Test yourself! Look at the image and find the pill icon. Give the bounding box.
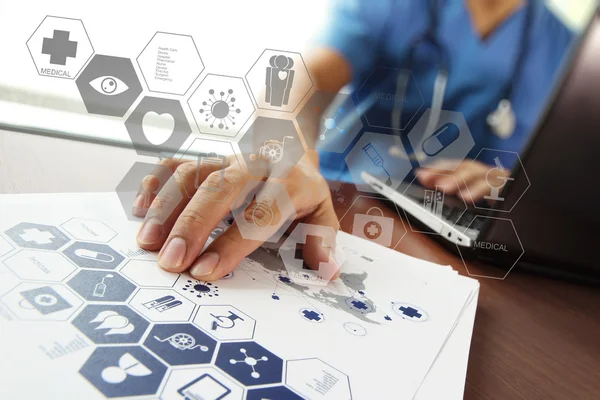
[421,122,460,156]
[74,248,115,263]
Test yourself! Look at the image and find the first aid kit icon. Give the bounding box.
[352,207,394,247]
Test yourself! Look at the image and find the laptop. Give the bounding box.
[365,9,600,278]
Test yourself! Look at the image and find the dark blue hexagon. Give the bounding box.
[63,242,125,270]
[144,323,217,366]
[67,270,136,302]
[215,341,283,386]
[4,222,71,251]
[72,304,149,344]
[247,385,303,399]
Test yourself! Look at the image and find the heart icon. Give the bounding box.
[278,70,288,80]
[142,111,175,145]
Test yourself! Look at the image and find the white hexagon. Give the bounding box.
[137,31,204,95]
[456,216,525,280]
[0,236,14,258]
[121,259,180,287]
[26,16,94,79]
[188,74,255,137]
[129,288,195,322]
[285,358,352,400]
[245,49,313,113]
[231,181,296,243]
[345,132,413,194]
[0,283,83,321]
[3,250,76,282]
[160,367,244,400]
[60,218,117,243]
[193,305,256,341]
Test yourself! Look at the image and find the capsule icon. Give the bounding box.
[74,248,115,263]
[421,122,460,156]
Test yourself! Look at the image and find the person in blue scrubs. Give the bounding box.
[309,0,573,201]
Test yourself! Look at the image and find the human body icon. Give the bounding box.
[265,55,295,107]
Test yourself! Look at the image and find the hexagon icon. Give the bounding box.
[215,341,284,387]
[247,386,303,400]
[188,74,255,137]
[246,49,313,113]
[75,55,143,117]
[115,161,177,222]
[0,235,14,258]
[72,304,150,344]
[0,283,83,321]
[402,171,469,235]
[5,222,71,251]
[355,67,423,131]
[279,223,342,286]
[407,109,475,171]
[231,180,296,243]
[345,132,413,194]
[286,358,352,399]
[466,148,530,212]
[129,288,195,322]
[457,216,524,280]
[339,196,407,249]
[137,32,204,96]
[144,324,218,366]
[160,366,244,400]
[121,259,180,287]
[125,96,192,158]
[80,346,168,398]
[63,242,125,270]
[193,305,256,341]
[176,138,245,201]
[3,250,76,282]
[26,16,94,79]
[238,117,305,179]
[60,218,117,242]
[296,91,363,153]
[67,270,136,302]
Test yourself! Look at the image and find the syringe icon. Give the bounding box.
[362,143,393,186]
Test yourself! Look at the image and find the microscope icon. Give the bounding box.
[484,157,514,202]
[210,311,245,331]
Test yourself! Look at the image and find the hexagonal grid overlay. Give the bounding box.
[402,171,468,235]
[129,288,196,323]
[61,218,117,243]
[121,259,180,288]
[188,74,255,137]
[355,67,423,131]
[467,148,530,212]
[137,31,204,96]
[26,16,94,79]
[72,304,150,344]
[345,132,413,194]
[193,305,256,341]
[67,270,136,302]
[407,109,475,171]
[75,55,143,117]
[231,180,296,243]
[80,346,168,398]
[296,90,363,153]
[215,341,283,387]
[238,116,305,180]
[3,250,76,282]
[0,282,84,321]
[286,358,352,399]
[0,236,14,258]
[160,366,244,400]
[4,222,71,251]
[143,323,217,366]
[457,216,524,280]
[246,49,313,113]
[125,96,192,158]
[63,242,125,270]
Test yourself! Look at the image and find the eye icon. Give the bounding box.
[89,76,129,96]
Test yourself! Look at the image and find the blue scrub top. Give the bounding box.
[316,0,574,181]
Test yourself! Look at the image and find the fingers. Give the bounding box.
[155,167,246,273]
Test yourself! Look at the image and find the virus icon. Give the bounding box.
[199,89,241,130]
[182,279,219,298]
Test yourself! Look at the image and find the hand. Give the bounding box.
[133,150,340,281]
[416,159,506,203]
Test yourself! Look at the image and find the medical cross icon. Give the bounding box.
[350,300,369,311]
[301,310,322,321]
[294,235,330,269]
[365,222,382,239]
[42,30,78,65]
[399,306,422,319]
[19,228,55,245]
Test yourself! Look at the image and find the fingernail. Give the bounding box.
[138,219,162,244]
[159,237,186,270]
[190,252,220,277]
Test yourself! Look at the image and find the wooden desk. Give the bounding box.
[332,190,600,400]
[2,130,599,399]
